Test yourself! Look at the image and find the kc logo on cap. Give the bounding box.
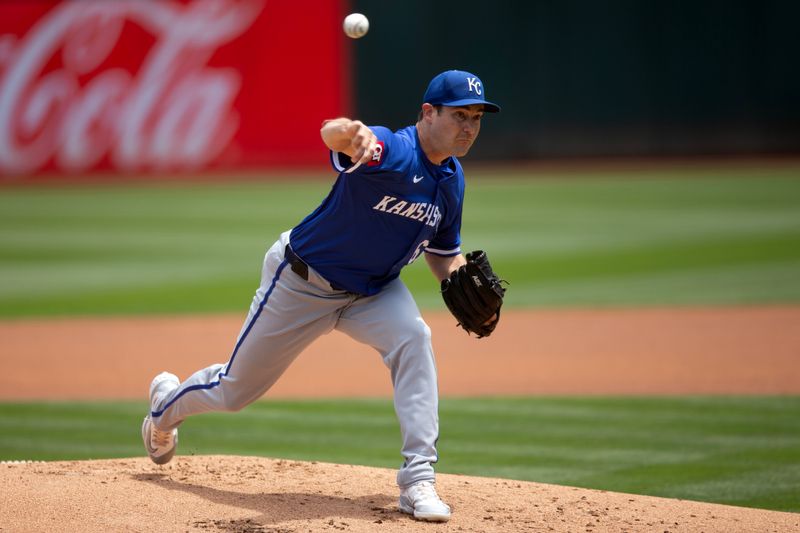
[466,77,482,95]
[422,70,500,113]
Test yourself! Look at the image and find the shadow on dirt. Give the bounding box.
[132,472,400,530]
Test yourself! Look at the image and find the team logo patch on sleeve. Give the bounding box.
[367,141,385,166]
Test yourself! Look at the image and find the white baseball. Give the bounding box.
[343,13,369,39]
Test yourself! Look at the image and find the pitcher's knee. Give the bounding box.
[411,316,432,342]
[219,387,255,412]
[396,317,431,350]
[379,317,435,370]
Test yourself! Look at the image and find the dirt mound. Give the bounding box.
[2,455,797,532]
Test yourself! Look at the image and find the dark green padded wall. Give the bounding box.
[351,0,800,159]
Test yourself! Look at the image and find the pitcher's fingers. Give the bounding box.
[358,144,377,165]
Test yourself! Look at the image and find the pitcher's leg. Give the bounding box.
[335,279,440,488]
[152,237,348,430]
[151,317,333,430]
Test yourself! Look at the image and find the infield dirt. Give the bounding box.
[2,306,799,531]
[3,455,799,532]
[2,306,799,399]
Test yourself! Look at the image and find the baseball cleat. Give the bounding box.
[399,481,451,522]
[142,415,177,465]
[142,372,180,465]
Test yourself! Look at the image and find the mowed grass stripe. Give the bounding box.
[1,169,800,316]
[506,262,800,307]
[1,397,798,512]
[0,181,331,312]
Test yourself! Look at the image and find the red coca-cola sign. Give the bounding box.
[0,0,349,178]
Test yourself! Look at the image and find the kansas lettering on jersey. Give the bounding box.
[289,124,465,296]
[372,196,442,227]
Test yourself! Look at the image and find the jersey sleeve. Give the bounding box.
[426,214,461,256]
[329,126,411,176]
[426,179,464,257]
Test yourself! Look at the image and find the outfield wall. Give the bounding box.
[352,0,800,160]
[2,1,798,181]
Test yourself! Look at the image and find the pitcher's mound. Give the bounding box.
[2,455,797,532]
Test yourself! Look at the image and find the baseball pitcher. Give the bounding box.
[142,70,505,522]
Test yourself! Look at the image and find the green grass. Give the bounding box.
[1,397,798,512]
[1,166,799,317]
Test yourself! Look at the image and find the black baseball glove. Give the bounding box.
[441,250,506,338]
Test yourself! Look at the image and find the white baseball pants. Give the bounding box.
[150,230,440,488]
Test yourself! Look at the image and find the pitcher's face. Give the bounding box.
[428,104,484,158]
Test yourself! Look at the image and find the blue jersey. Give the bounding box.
[290,125,465,296]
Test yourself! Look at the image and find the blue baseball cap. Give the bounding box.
[423,70,501,113]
